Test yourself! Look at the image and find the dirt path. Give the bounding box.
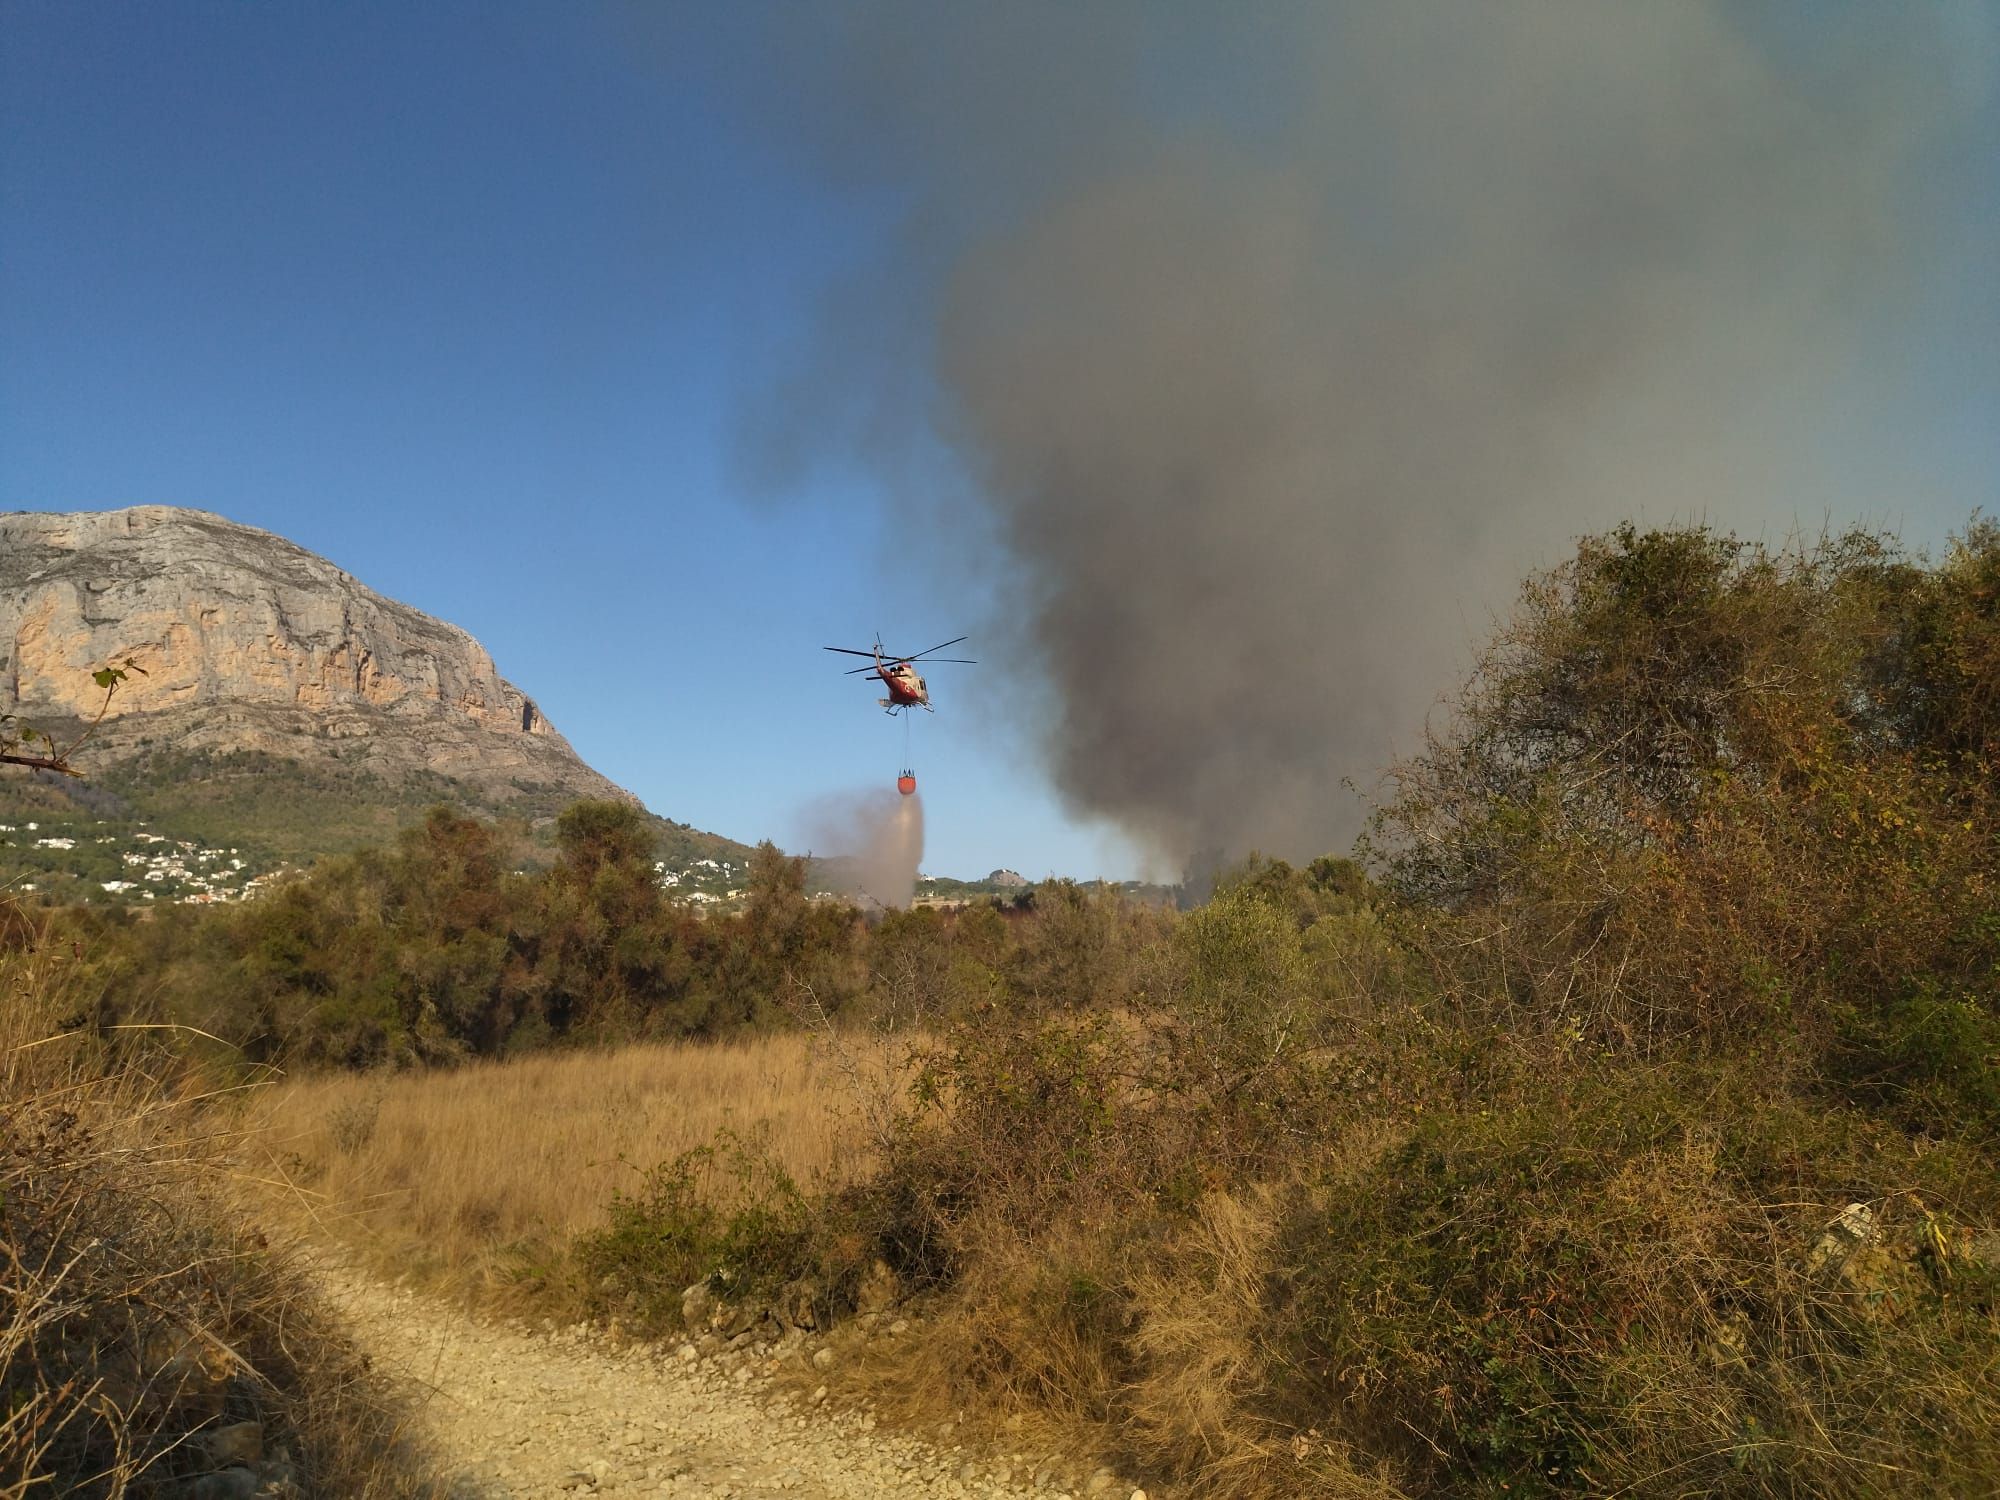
[323,1271,1140,1500]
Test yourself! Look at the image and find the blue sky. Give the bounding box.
[4,3,1996,880]
[0,1,1137,879]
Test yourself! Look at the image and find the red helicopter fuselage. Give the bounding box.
[872,658,929,710]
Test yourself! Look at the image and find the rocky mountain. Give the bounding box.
[0,506,751,891]
[1,505,621,801]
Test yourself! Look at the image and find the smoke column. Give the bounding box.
[739,2,1999,867]
[805,789,926,910]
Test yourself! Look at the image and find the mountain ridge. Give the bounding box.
[1,505,621,801]
[1,505,757,893]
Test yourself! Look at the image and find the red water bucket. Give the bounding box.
[897,771,917,796]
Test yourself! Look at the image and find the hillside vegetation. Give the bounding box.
[13,519,1998,1497]
[44,803,878,1066]
[0,742,754,905]
[34,779,1175,1069]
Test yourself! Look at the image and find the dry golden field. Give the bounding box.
[246,1032,901,1283]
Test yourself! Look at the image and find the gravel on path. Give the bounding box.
[323,1271,1144,1500]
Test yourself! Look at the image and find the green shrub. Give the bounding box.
[572,1129,822,1331]
[1272,1062,2000,1496]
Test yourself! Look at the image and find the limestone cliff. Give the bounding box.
[0,506,629,803]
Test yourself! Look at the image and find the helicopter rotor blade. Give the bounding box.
[823,646,882,658]
[844,663,888,675]
[902,635,969,661]
[911,657,976,665]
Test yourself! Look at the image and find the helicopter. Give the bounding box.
[824,634,975,716]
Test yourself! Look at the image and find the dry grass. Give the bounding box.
[1123,1190,1301,1484]
[849,1133,1411,1500]
[0,906,439,1499]
[247,1032,899,1287]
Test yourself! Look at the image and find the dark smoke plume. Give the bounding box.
[742,2,1997,867]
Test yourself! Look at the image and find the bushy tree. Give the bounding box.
[1374,521,1999,1100]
